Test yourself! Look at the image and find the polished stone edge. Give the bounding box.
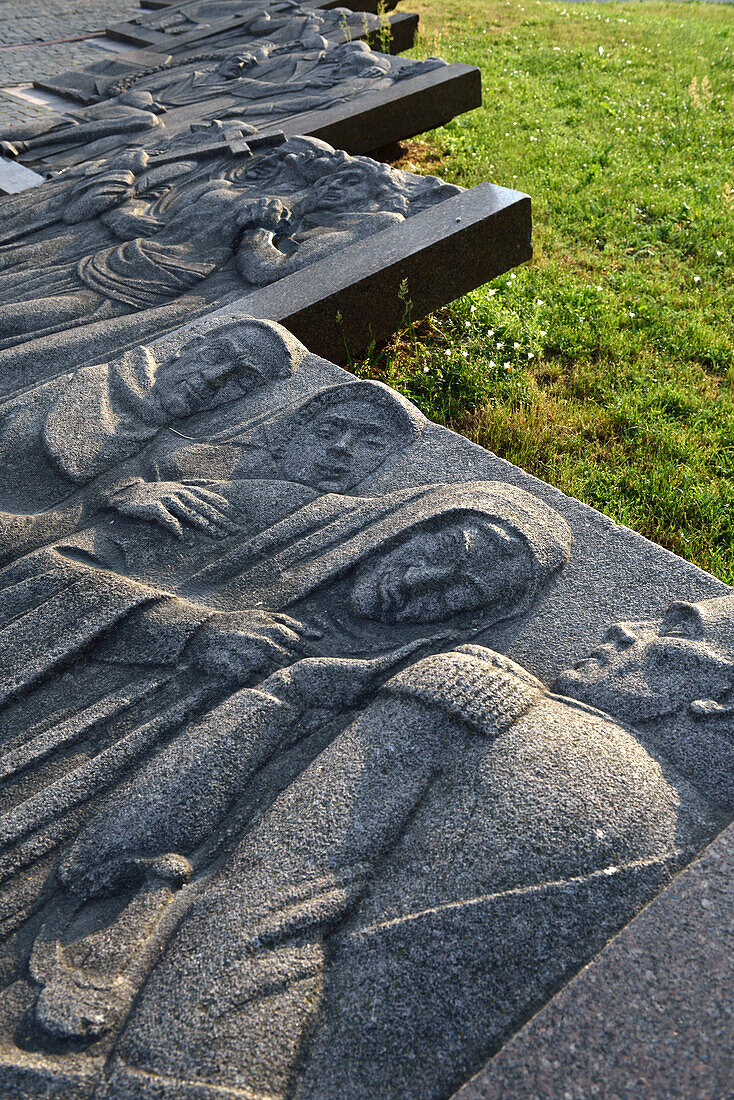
[105,9,418,55]
[452,821,734,1100]
[0,157,46,194]
[12,62,480,170]
[248,61,481,156]
[231,181,531,363]
[140,0,402,10]
[0,182,530,381]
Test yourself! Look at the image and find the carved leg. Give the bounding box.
[30,854,192,1042]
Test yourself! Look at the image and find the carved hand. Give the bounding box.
[185,611,322,681]
[236,196,292,233]
[262,639,432,710]
[105,479,241,540]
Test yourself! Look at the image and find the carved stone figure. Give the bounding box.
[117,0,364,41]
[1,45,447,173]
[8,481,570,1045]
[0,136,460,365]
[0,92,165,165]
[109,600,729,1099]
[0,314,304,524]
[152,2,385,54]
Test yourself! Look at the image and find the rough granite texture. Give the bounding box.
[0,313,731,1099]
[454,821,734,1100]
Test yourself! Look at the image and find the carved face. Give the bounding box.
[154,336,266,419]
[554,602,734,722]
[280,401,400,491]
[310,165,382,211]
[349,518,530,624]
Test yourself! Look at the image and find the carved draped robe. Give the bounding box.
[109,645,721,1100]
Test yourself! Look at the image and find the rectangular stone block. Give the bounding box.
[5,54,480,173]
[109,0,406,49]
[106,5,417,55]
[0,136,525,387]
[141,0,402,10]
[0,310,730,1100]
[36,10,418,105]
[240,181,531,364]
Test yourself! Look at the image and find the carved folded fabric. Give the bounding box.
[0,316,731,1098]
[0,136,466,368]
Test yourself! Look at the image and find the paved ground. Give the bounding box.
[0,0,139,126]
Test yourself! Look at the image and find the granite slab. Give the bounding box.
[0,136,525,382]
[0,312,731,1100]
[109,0,405,49]
[36,9,418,104]
[141,0,402,11]
[105,3,417,56]
[453,820,734,1100]
[2,49,480,173]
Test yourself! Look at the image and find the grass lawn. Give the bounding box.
[354,0,734,582]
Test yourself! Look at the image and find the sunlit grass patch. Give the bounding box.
[355,0,734,582]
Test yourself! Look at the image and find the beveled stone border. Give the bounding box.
[452,822,734,1100]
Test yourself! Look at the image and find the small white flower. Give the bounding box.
[488,288,497,296]
[513,342,520,349]
[497,342,503,349]
[596,285,603,291]
[535,298,544,305]
[598,45,604,56]
[489,360,497,368]
[629,311,635,318]
[503,362,512,371]
[693,275,701,283]
[510,272,516,280]
[487,329,495,337]
[445,348,452,357]
[461,349,469,358]
[423,366,430,373]
[539,329,547,337]
[470,304,477,313]
[465,320,471,328]
[528,352,534,359]
[716,250,723,257]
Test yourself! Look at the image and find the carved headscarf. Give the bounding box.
[187,480,571,625]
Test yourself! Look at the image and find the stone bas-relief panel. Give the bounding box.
[140,0,403,17]
[36,3,417,104]
[0,132,461,371]
[107,0,403,49]
[1,43,477,173]
[0,317,732,1100]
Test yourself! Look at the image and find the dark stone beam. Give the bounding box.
[237,183,531,364]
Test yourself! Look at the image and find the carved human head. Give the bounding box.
[308,156,412,215]
[275,380,426,492]
[554,594,734,723]
[154,318,306,419]
[349,515,532,624]
[344,482,571,626]
[280,136,347,185]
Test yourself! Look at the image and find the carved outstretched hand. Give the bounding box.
[236,196,292,233]
[105,479,240,540]
[185,610,322,681]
